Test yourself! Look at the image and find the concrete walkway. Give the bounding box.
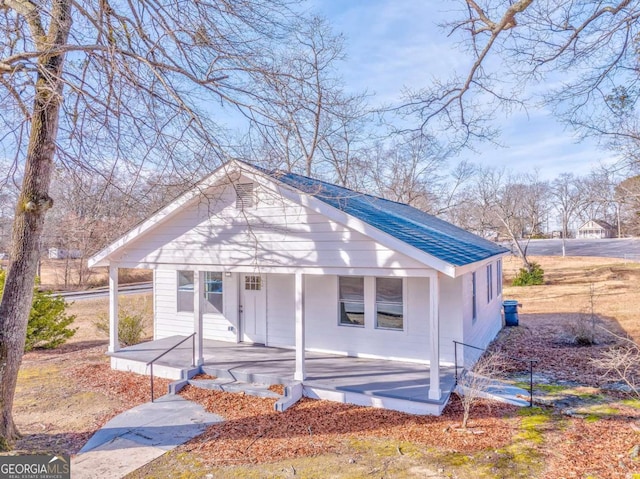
[71,394,222,479]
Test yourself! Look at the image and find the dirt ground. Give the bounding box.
[3,255,640,479]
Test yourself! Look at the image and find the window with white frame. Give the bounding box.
[472,271,477,322]
[339,276,365,326]
[375,277,403,330]
[244,275,262,291]
[497,259,502,295]
[487,264,493,303]
[204,271,223,314]
[177,271,194,312]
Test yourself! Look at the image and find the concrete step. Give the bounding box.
[455,373,531,407]
[200,365,290,385]
[188,378,282,399]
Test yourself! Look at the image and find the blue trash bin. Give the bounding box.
[503,300,520,326]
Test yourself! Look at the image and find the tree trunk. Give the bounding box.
[0,0,71,450]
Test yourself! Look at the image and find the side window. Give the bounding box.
[375,277,403,330]
[472,272,477,322]
[338,276,365,327]
[177,271,194,313]
[487,264,493,303]
[497,260,503,295]
[204,271,223,314]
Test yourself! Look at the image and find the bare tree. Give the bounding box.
[0,0,307,449]
[549,173,586,254]
[401,1,640,169]
[462,167,549,271]
[579,167,621,234]
[615,175,640,237]
[249,16,371,181]
[592,330,640,397]
[365,133,451,212]
[455,350,506,429]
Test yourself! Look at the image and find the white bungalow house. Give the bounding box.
[89,160,509,414]
[577,219,616,239]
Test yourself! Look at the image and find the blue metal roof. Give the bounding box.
[262,168,508,267]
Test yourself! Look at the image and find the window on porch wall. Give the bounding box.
[375,277,403,330]
[486,264,493,303]
[204,271,223,314]
[177,271,194,312]
[472,272,477,322]
[339,276,365,327]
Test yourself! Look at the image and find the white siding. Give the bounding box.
[266,274,295,348]
[154,269,239,342]
[439,274,463,364]
[154,269,193,338]
[118,178,426,270]
[461,261,503,362]
[304,275,431,363]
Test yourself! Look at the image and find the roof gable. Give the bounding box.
[579,219,614,230]
[263,169,507,268]
[89,160,508,274]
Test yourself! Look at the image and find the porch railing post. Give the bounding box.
[146,333,196,404]
[150,362,155,403]
[529,360,534,407]
[453,340,458,385]
[192,333,196,367]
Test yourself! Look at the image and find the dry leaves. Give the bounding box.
[71,363,172,409]
[179,386,517,466]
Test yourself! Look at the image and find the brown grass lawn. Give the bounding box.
[35,259,152,291]
[4,256,640,479]
[502,255,640,341]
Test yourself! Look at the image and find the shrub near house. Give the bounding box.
[0,270,76,351]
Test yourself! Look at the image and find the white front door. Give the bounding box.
[240,274,266,344]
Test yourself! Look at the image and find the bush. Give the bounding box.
[566,314,599,346]
[0,270,77,351]
[94,305,148,346]
[512,262,544,286]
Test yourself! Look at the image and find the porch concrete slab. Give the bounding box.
[73,394,222,477]
[111,337,456,406]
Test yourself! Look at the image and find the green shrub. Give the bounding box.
[0,270,77,351]
[94,305,148,346]
[512,262,544,286]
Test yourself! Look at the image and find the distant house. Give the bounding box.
[48,248,82,260]
[89,160,509,415]
[577,220,616,239]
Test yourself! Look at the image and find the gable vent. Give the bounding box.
[235,183,254,209]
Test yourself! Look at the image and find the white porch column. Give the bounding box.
[428,273,441,400]
[294,271,306,381]
[108,263,119,353]
[193,270,204,366]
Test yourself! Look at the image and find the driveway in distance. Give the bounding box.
[503,238,640,260]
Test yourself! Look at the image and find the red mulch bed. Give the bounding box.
[180,386,518,466]
[71,363,172,409]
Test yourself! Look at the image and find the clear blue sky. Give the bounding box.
[311,0,618,180]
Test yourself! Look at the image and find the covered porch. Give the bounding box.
[109,336,456,415]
